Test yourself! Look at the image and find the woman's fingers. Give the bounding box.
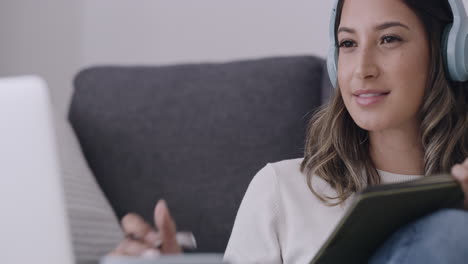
[451,161,468,210]
[109,238,154,256]
[463,157,468,168]
[121,213,154,241]
[111,200,183,256]
[143,229,162,247]
[154,200,182,254]
[108,212,163,257]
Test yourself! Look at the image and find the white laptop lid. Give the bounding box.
[0,76,74,264]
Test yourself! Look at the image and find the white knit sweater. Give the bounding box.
[223,158,423,264]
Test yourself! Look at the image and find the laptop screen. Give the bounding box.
[0,76,74,264]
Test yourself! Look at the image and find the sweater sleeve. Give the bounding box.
[223,164,283,264]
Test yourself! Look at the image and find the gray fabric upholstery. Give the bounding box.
[69,55,332,253]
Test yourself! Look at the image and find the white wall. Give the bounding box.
[0,1,334,116]
[0,0,82,115]
[3,1,468,115]
[82,0,332,66]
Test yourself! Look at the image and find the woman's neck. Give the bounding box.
[369,124,424,175]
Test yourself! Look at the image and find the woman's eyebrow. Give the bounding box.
[375,21,410,31]
[338,21,410,35]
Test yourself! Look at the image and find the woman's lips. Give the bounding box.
[354,92,390,106]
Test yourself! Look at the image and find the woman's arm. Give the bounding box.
[224,164,283,264]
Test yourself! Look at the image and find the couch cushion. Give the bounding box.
[69,55,330,253]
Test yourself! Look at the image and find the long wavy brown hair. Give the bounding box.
[300,0,468,206]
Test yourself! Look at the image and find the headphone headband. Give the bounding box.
[446,0,468,81]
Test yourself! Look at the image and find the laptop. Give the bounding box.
[0,76,75,263]
[101,254,226,264]
[0,75,226,264]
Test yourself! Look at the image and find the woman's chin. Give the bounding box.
[353,118,390,132]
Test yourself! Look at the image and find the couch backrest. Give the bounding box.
[69,55,332,253]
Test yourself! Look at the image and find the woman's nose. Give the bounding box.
[354,49,380,80]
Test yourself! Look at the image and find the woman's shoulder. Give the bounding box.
[268,157,304,176]
[244,158,304,195]
[248,157,322,196]
[253,157,337,199]
[250,158,305,186]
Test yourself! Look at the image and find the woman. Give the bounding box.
[110,0,468,262]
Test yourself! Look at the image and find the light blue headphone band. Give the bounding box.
[327,0,340,88]
[446,0,468,81]
[449,0,467,16]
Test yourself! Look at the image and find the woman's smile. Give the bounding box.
[353,91,391,106]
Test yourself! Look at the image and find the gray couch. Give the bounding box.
[69,55,332,254]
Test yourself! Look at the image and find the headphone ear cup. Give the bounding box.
[328,0,340,88]
[459,26,468,80]
[327,48,338,88]
[445,22,468,82]
[443,0,468,82]
[441,23,452,80]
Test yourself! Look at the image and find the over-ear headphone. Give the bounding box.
[327,0,468,88]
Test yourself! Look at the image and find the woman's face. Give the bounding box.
[337,0,430,132]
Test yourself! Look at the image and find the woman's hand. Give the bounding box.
[451,158,468,210]
[109,199,182,257]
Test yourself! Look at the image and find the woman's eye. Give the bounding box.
[381,35,402,44]
[338,40,356,48]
